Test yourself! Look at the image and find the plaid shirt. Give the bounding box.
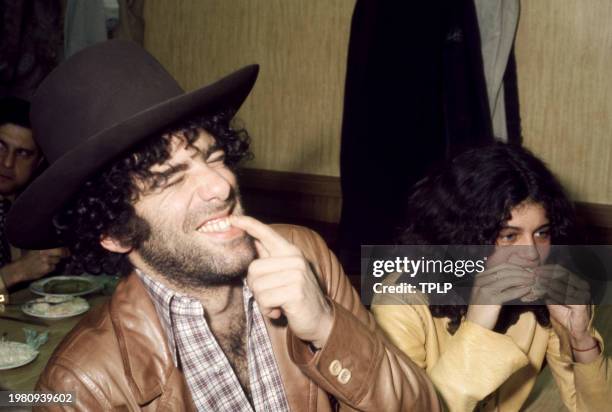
[137,271,290,412]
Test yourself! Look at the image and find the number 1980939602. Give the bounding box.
[0,391,75,406]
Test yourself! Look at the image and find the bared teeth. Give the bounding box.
[197,217,231,233]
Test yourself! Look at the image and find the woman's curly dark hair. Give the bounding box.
[398,142,577,334]
[53,110,252,276]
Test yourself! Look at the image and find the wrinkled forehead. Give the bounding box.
[0,123,38,151]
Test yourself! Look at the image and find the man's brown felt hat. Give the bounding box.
[7,40,259,249]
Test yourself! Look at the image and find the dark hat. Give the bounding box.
[7,40,259,249]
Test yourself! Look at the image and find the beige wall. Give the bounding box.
[515,0,612,205]
[144,0,611,205]
[144,0,353,176]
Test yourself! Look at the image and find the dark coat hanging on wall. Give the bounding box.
[338,0,520,270]
[0,0,62,98]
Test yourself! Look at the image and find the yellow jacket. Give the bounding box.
[372,273,610,411]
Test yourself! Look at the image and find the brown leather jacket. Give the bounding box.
[35,225,440,411]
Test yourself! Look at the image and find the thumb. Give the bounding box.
[265,308,282,319]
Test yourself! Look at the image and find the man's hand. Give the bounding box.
[0,248,69,287]
[230,216,333,349]
[466,263,534,330]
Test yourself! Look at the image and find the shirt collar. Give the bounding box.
[135,269,256,363]
[136,269,254,308]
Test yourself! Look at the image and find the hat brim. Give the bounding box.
[7,64,259,249]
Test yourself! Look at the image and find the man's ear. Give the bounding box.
[100,235,132,253]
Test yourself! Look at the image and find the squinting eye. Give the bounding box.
[208,153,226,165]
[164,176,185,188]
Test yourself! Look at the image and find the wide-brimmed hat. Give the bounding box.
[7,40,259,249]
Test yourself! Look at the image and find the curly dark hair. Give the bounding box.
[53,110,252,276]
[398,142,577,334]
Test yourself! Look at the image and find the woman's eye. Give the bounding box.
[535,229,550,239]
[498,233,516,243]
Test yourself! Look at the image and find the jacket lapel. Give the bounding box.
[263,315,315,412]
[110,271,311,411]
[109,272,195,409]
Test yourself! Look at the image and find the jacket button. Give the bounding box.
[337,368,351,384]
[329,360,342,376]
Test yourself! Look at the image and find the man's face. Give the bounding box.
[130,130,256,288]
[0,123,40,196]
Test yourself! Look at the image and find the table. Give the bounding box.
[1,286,610,406]
[0,288,110,391]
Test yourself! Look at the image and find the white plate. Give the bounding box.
[0,341,39,370]
[30,275,102,297]
[21,296,90,319]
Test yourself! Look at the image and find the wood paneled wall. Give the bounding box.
[515,0,612,205]
[144,0,353,176]
[144,0,612,205]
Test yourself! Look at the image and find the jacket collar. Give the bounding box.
[108,270,311,411]
[109,272,177,405]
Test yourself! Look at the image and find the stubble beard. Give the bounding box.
[136,201,257,289]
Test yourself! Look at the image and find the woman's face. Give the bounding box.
[487,200,552,268]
